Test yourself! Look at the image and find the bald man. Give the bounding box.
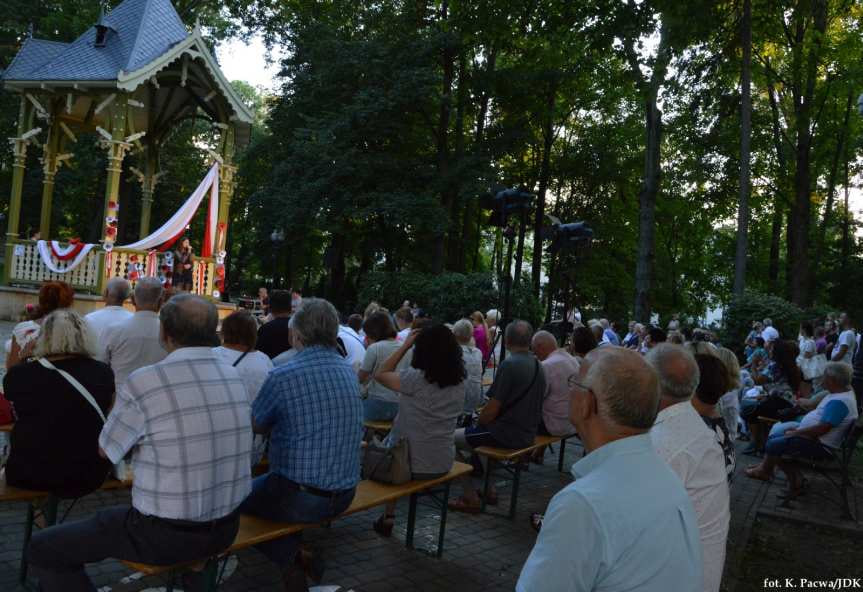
[518,348,702,592]
[101,277,167,386]
[85,277,132,344]
[646,344,729,592]
[532,330,579,438]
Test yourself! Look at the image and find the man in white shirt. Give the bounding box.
[85,278,132,343]
[338,322,366,370]
[646,344,730,592]
[532,330,579,437]
[102,277,168,386]
[832,313,856,365]
[517,347,702,592]
[761,318,779,344]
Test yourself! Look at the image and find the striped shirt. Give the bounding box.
[99,347,252,521]
[253,345,363,491]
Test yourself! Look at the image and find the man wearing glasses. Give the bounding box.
[517,348,702,592]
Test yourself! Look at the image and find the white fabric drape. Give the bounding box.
[37,240,96,273]
[117,163,219,252]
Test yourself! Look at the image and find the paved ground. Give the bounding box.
[1,316,861,591]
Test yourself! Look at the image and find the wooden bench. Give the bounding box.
[120,462,473,589]
[1,476,132,586]
[0,423,13,432]
[363,420,393,439]
[474,434,580,519]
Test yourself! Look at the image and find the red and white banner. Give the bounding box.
[117,163,219,255]
[37,240,96,273]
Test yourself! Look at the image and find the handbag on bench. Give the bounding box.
[362,436,411,485]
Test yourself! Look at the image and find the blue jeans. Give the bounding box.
[239,473,355,570]
[363,398,398,421]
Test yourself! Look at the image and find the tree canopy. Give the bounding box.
[2,0,862,323]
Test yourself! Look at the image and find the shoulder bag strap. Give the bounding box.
[497,359,540,417]
[38,358,107,424]
[233,349,251,367]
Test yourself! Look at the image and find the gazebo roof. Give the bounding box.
[1,0,253,140]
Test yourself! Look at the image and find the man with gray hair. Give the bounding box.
[449,320,546,513]
[532,330,579,437]
[101,277,167,386]
[746,361,859,497]
[453,318,483,412]
[518,347,702,591]
[646,344,729,592]
[28,295,252,592]
[85,277,132,343]
[241,298,363,589]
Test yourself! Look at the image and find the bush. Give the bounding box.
[722,290,803,354]
[356,270,543,327]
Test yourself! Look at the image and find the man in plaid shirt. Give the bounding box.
[28,295,252,592]
[242,297,363,590]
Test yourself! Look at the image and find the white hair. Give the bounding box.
[452,319,473,344]
[33,310,97,358]
[486,309,500,324]
[824,361,852,388]
[645,343,700,401]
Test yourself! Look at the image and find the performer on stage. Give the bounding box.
[174,238,195,292]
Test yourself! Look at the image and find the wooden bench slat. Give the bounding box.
[474,434,569,461]
[123,462,473,575]
[362,420,393,432]
[0,423,13,433]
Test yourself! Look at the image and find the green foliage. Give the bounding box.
[722,291,803,353]
[356,270,542,327]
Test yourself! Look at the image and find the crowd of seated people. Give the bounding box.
[5,280,863,592]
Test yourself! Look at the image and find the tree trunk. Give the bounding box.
[768,204,783,293]
[814,90,853,273]
[633,97,662,323]
[514,209,528,286]
[530,79,558,296]
[431,0,454,274]
[732,0,752,297]
[841,154,850,270]
[787,0,827,307]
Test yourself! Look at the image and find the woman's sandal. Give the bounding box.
[530,513,544,533]
[447,496,482,514]
[744,466,771,482]
[373,514,395,538]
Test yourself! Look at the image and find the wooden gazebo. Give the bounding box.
[1,0,252,297]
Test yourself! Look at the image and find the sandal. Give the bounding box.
[530,513,543,533]
[373,514,395,538]
[744,466,771,482]
[447,496,482,514]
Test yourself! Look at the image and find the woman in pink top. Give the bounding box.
[471,311,490,363]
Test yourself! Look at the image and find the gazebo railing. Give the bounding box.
[4,239,215,297]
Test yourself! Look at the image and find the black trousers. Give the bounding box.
[27,505,239,592]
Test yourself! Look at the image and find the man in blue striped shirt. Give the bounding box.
[242,297,363,590]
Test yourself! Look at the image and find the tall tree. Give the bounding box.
[733,0,752,296]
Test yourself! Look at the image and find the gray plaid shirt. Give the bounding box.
[100,347,252,521]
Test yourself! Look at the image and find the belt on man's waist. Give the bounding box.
[283,478,352,498]
[150,508,240,532]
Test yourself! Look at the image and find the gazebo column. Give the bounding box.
[138,141,159,239]
[39,110,61,239]
[6,96,34,240]
[216,125,237,253]
[100,95,130,245]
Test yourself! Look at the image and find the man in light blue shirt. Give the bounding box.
[517,347,702,592]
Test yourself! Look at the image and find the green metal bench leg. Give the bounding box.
[509,463,522,520]
[406,492,418,550]
[436,482,451,558]
[203,558,219,592]
[19,495,59,587]
[558,439,566,472]
[481,458,494,513]
[18,502,35,586]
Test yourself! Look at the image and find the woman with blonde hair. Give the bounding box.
[6,280,75,368]
[715,347,743,440]
[3,310,113,497]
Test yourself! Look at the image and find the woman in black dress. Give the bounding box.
[173,238,195,292]
[3,310,113,498]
